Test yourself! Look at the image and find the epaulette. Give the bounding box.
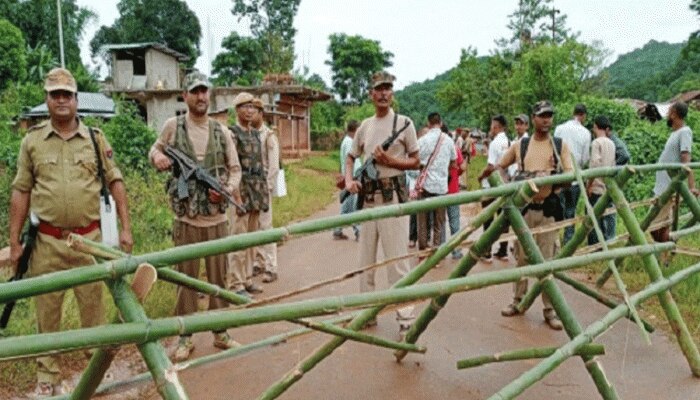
[26,120,49,134]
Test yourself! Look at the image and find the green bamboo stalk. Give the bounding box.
[677,181,700,227]
[489,261,700,400]
[570,155,649,345]
[256,194,509,400]
[1,165,696,306]
[456,344,605,369]
[606,178,700,377]
[50,314,357,400]
[517,167,635,313]
[670,224,700,241]
[394,179,535,363]
[70,265,157,399]
[0,244,668,363]
[499,177,618,399]
[553,272,654,332]
[595,174,684,287]
[106,278,188,399]
[71,236,423,355]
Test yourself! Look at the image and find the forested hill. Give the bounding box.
[603,40,684,100]
[395,69,474,130]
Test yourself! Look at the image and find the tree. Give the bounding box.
[0,0,95,67]
[232,0,301,73]
[90,0,201,67]
[325,33,393,104]
[25,43,58,84]
[212,32,264,86]
[496,0,574,51]
[0,19,27,90]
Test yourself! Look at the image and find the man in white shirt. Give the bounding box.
[334,120,362,240]
[554,103,591,245]
[416,113,457,251]
[477,115,510,261]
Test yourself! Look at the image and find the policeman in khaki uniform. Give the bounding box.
[250,97,280,283]
[9,68,133,396]
[227,92,269,296]
[150,71,242,362]
[345,71,420,338]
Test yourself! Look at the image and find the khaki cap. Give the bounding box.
[251,98,265,110]
[233,92,255,107]
[44,68,77,93]
[532,100,554,116]
[183,71,211,91]
[371,71,395,89]
[514,114,529,124]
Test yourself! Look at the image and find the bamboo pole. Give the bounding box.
[516,167,635,314]
[255,194,509,400]
[671,224,700,241]
[606,178,700,377]
[70,264,158,399]
[498,176,619,399]
[1,165,696,306]
[106,278,188,399]
[677,180,700,228]
[394,180,536,363]
[594,174,684,287]
[570,154,649,344]
[0,245,668,364]
[489,261,700,400]
[456,344,605,369]
[50,314,358,400]
[552,272,654,332]
[69,236,425,355]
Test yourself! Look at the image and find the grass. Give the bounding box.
[0,152,339,395]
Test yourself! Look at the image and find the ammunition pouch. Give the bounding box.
[358,175,408,209]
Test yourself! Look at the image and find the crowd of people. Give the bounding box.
[6,66,696,396]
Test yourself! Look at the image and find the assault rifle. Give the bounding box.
[164,146,246,213]
[0,213,39,329]
[339,114,411,204]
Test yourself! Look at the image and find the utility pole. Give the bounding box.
[550,7,560,42]
[57,0,65,68]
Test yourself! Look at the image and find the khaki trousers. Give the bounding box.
[228,210,261,291]
[173,220,229,316]
[513,209,556,311]
[359,194,414,323]
[417,191,445,250]
[254,192,277,274]
[31,229,104,385]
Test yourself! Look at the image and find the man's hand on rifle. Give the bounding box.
[153,152,172,171]
[345,179,362,194]
[9,241,22,275]
[373,146,393,166]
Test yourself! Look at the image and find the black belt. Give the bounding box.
[523,202,544,213]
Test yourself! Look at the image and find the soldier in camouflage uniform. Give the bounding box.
[150,72,243,361]
[227,92,268,296]
[9,68,133,396]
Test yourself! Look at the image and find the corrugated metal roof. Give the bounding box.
[23,92,116,118]
[101,42,189,61]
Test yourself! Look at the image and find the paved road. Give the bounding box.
[165,200,699,400]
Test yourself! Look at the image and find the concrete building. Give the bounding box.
[19,92,116,130]
[103,43,331,157]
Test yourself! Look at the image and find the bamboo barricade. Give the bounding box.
[2,162,700,400]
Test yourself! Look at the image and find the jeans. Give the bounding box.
[444,204,463,257]
[560,185,581,245]
[587,193,615,245]
[334,193,359,236]
[417,191,445,250]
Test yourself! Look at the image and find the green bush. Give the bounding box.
[554,95,637,131]
[85,100,157,175]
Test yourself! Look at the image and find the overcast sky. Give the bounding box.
[76,0,699,90]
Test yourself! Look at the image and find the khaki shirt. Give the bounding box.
[500,135,573,202]
[259,124,280,192]
[350,110,418,179]
[149,114,242,227]
[589,136,616,195]
[12,120,123,228]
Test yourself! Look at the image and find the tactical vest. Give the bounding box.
[231,124,269,212]
[167,115,229,218]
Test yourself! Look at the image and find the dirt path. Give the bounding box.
[157,200,698,400]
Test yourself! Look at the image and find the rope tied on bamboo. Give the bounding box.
[143,319,154,342]
[430,298,443,312]
[176,316,186,336]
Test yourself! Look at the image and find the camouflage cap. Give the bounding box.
[44,68,77,93]
[233,92,255,107]
[184,71,211,91]
[371,71,395,89]
[514,113,529,124]
[532,100,554,116]
[251,98,265,110]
